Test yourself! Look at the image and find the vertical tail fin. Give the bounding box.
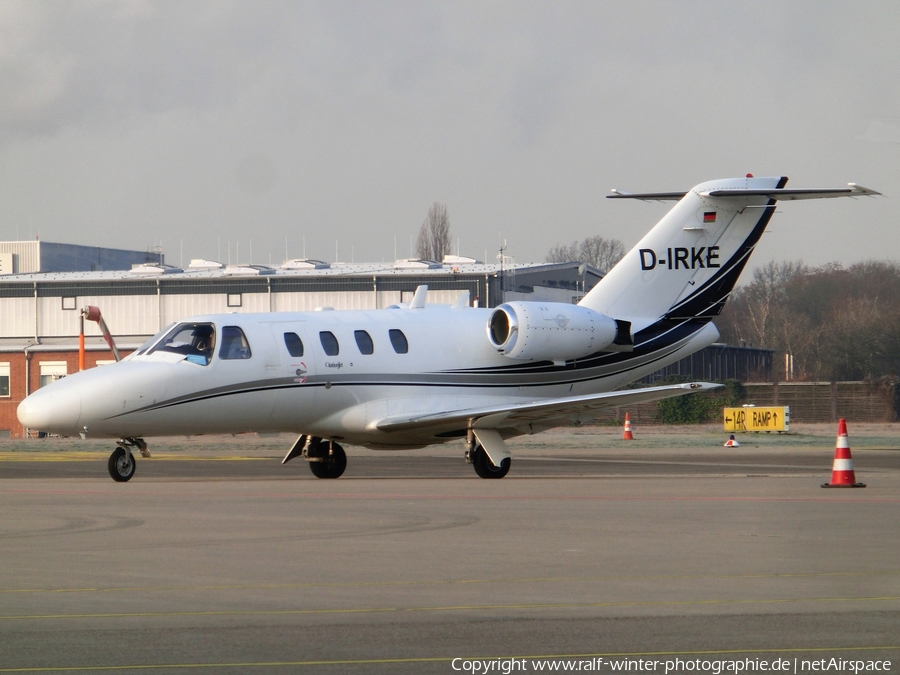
[579,176,787,328]
[581,176,878,327]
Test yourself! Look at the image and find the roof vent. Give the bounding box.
[442,255,480,264]
[223,264,276,276]
[280,259,331,270]
[188,259,224,270]
[129,263,182,276]
[393,258,442,270]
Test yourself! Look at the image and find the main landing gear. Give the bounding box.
[465,429,512,479]
[468,445,511,478]
[107,438,149,482]
[282,435,347,479]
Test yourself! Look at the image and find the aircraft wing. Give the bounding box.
[375,382,723,433]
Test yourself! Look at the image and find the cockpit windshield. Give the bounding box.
[147,322,216,365]
[129,323,176,359]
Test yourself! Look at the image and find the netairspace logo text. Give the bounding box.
[450,657,893,674]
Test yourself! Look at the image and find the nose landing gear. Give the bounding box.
[107,438,148,482]
[108,447,135,482]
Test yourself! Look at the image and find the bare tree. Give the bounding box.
[820,297,887,380]
[727,260,808,348]
[416,202,451,261]
[545,236,625,272]
[545,241,579,263]
[578,236,625,273]
[717,259,900,381]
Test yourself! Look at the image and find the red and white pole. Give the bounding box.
[78,311,85,372]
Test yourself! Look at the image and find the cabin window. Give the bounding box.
[354,330,374,355]
[319,331,340,356]
[389,329,408,354]
[220,326,252,360]
[284,332,304,357]
[149,322,216,365]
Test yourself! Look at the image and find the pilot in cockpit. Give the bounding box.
[189,325,215,365]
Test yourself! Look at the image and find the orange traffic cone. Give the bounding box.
[821,418,866,488]
[622,412,634,440]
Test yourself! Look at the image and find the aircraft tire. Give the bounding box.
[108,447,136,482]
[308,441,347,479]
[472,446,510,479]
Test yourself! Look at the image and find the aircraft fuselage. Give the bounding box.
[17,305,715,447]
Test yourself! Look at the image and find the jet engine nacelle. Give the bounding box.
[487,301,626,361]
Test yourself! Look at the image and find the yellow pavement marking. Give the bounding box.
[0,453,269,462]
[2,570,897,595]
[0,645,898,672]
[0,452,109,461]
[3,595,900,621]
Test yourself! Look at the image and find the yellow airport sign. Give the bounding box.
[724,406,790,432]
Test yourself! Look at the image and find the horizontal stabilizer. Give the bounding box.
[608,189,687,201]
[703,184,881,200]
[375,382,722,433]
[608,183,880,202]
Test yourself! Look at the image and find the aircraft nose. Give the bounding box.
[17,385,82,435]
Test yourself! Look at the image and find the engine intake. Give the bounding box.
[487,302,624,361]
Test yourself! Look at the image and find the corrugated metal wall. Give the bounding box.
[0,242,40,274]
[639,344,775,384]
[1,298,35,337]
[273,291,378,312]
[37,295,159,337]
[161,293,268,323]
[1,288,474,339]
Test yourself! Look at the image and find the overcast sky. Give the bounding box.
[1,1,897,279]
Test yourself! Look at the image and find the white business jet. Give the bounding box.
[17,176,878,481]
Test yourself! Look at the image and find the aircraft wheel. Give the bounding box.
[472,446,510,479]
[108,447,136,482]
[308,440,347,479]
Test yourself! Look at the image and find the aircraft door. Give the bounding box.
[267,323,312,380]
[269,323,317,427]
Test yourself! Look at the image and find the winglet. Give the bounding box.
[848,183,882,197]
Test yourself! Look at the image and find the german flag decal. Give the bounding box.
[703,212,717,223]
